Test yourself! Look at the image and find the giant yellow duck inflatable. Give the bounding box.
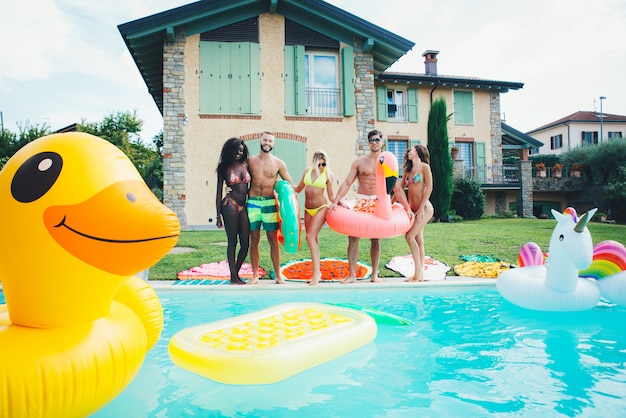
[0,132,180,417]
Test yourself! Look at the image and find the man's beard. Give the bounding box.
[261,144,273,153]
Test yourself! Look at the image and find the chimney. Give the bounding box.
[423,50,439,76]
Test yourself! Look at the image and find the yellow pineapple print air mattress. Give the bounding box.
[168,302,377,384]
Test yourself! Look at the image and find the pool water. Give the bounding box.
[3,288,626,416]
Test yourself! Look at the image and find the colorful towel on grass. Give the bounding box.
[177,261,266,281]
[384,255,450,281]
[273,258,372,283]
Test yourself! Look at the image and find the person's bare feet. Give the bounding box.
[370,276,381,282]
[230,277,247,285]
[404,276,425,282]
[274,275,285,284]
[341,276,357,284]
[247,277,259,285]
[309,274,321,286]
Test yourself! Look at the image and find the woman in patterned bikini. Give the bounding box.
[400,144,434,282]
[294,150,335,285]
[216,137,251,284]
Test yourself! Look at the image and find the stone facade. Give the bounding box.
[162,28,187,226]
[353,38,375,154]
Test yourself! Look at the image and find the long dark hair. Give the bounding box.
[403,144,431,173]
[217,137,248,176]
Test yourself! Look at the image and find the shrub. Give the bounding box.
[451,177,485,220]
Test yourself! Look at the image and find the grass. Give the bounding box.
[148,218,626,280]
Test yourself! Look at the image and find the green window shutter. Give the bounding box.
[409,139,421,148]
[284,46,296,115]
[376,86,388,121]
[294,45,306,115]
[284,45,305,115]
[341,46,355,116]
[199,42,222,113]
[476,142,487,181]
[454,91,474,124]
[219,43,232,114]
[249,43,261,114]
[407,88,418,122]
[231,43,245,113]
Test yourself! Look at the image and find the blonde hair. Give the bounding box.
[312,150,332,177]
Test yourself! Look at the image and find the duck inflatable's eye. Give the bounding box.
[11,152,63,203]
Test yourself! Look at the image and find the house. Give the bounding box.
[528,111,626,155]
[118,0,532,229]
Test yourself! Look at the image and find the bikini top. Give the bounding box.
[404,171,422,186]
[228,169,251,185]
[303,167,327,189]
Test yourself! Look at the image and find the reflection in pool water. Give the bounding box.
[3,288,626,416]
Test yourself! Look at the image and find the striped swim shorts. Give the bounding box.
[246,195,279,231]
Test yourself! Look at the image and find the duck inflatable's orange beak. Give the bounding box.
[44,179,180,276]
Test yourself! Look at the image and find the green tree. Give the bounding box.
[0,112,163,200]
[0,122,50,170]
[78,111,162,198]
[451,177,485,220]
[427,97,453,220]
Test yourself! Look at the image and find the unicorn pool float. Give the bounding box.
[497,207,601,311]
[0,132,180,417]
[326,151,411,238]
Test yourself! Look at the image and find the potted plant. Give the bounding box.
[535,162,546,177]
[571,163,583,177]
[450,146,460,160]
[552,163,564,178]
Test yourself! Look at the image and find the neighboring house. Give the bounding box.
[118,0,533,229]
[527,111,626,155]
[524,111,626,218]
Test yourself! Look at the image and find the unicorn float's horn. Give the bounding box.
[574,208,598,233]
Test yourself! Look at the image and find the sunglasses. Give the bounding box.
[368,138,382,143]
[318,162,327,167]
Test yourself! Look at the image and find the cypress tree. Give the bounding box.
[427,97,453,220]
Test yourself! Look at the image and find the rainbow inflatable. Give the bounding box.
[579,240,626,306]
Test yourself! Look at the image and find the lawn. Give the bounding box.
[148,218,626,280]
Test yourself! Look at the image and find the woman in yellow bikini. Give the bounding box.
[294,151,335,285]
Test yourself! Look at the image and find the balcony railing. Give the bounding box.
[306,87,341,116]
[463,164,520,184]
[387,103,408,122]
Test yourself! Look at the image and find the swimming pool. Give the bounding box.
[3,287,626,416]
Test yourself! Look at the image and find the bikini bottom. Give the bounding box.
[304,203,328,217]
[222,195,245,212]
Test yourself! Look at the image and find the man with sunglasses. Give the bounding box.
[329,130,408,283]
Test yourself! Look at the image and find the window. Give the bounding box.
[387,140,408,178]
[608,131,623,140]
[550,134,563,150]
[453,90,474,125]
[376,87,418,122]
[386,90,406,122]
[458,142,474,166]
[582,131,598,146]
[198,19,261,115]
[284,46,354,117]
[304,52,339,116]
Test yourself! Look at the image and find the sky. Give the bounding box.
[2,0,625,144]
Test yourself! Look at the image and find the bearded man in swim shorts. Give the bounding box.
[328,130,412,283]
[247,132,295,284]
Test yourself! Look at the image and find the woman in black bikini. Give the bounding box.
[216,137,251,284]
[401,144,434,282]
